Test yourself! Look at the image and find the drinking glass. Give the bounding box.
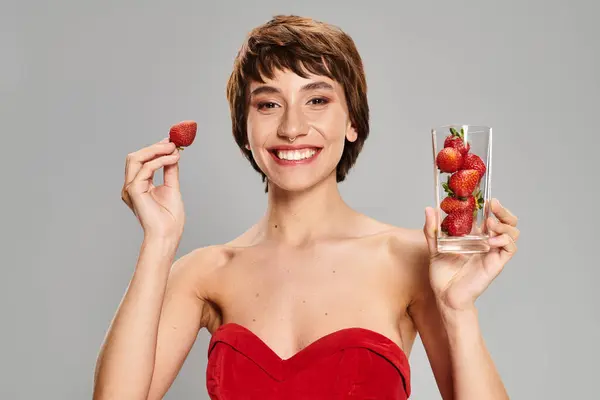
[431,125,492,253]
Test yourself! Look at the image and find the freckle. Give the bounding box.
[252,318,256,322]
[256,293,260,297]
[333,270,336,273]
[302,300,306,303]
[274,224,278,228]
[325,312,328,316]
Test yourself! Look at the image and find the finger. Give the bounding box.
[163,148,180,191]
[423,207,439,256]
[488,233,518,255]
[487,217,520,242]
[133,153,180,184]
[125,141,176,184]
[491,198,518,227]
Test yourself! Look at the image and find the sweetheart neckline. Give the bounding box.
[207,322,412,395]
[210,322,408,362]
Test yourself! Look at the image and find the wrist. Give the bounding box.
[438,304,483,348]
[437,301,480,329]
[141,234,180,258]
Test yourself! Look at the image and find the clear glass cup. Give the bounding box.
[431,124,492,253]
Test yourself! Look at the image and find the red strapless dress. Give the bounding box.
[206,323,411,399]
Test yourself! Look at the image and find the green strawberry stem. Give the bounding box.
[441,182,453,196]
[475,189,484,209]
[449,127,464,140]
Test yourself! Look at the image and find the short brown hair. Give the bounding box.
[226,15,370,190]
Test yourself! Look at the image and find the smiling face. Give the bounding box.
[246,69,358,192]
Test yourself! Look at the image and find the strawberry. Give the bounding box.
[436,147,464,173]
[462,153,486,180]
[448,170,480,198]
[169,120,197,150]
[444,127,470,155]
[441,215,449,232]
[440,190,484,215]
[441,195,475,214]
[441,210,474,236]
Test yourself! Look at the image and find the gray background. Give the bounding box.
[2,0,598,398]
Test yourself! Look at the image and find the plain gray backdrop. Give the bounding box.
[2,0,599,398]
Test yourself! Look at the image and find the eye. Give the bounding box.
[308,97,329,106]
[257,102,279,110]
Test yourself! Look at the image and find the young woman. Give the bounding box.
[94,15,520,400]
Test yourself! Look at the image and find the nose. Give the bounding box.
[277,105,309,141]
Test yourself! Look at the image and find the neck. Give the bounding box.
[257,173,355,246]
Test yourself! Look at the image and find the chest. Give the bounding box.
[206,241,414,357]
[225,243,397,308]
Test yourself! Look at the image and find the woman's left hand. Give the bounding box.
[423,198,520,312]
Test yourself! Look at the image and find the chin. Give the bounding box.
[267,176,320,193]
[266,169,337,193]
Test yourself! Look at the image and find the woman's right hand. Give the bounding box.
[121,137,185,240]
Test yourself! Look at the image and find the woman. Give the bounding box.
[93,15,520,399]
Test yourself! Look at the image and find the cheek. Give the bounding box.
[320,118,350,148]
[247,113,277,146]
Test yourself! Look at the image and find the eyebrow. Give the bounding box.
[250,81,334,97]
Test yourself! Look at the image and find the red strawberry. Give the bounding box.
[448,170,480,198]
[169,120,197,150]
[436,147,464,173]
[444,127,470,155]
[441,216,450,232]
[441,195,475,214]
[462,153,486,180]
[440,190,484,215]
[441,210,474,236]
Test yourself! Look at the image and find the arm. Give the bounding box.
[411,202,518,399]
[409,282,509,400]
[93,238,216,400]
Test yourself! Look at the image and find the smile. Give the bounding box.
[276,148,317,160]
[268,146,322,165]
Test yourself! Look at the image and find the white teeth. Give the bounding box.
[276,149,317,161]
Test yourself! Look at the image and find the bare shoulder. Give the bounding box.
[354,216,431,298]
[386,225,430,271]
[167,244,235,298]
[356,215,430,267]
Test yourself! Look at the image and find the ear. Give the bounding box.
[245,143,251,150]
[346,123,358,143]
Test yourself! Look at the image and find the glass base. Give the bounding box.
[437,235,490,254]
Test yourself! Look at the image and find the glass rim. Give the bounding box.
[432,124,492,133]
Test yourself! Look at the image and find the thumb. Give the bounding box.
[423,207,439,255]
[163,150,180,191]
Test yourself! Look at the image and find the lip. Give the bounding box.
[266,144,323,151]
[268,146,322,166]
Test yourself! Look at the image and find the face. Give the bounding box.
[245,68,358,192]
